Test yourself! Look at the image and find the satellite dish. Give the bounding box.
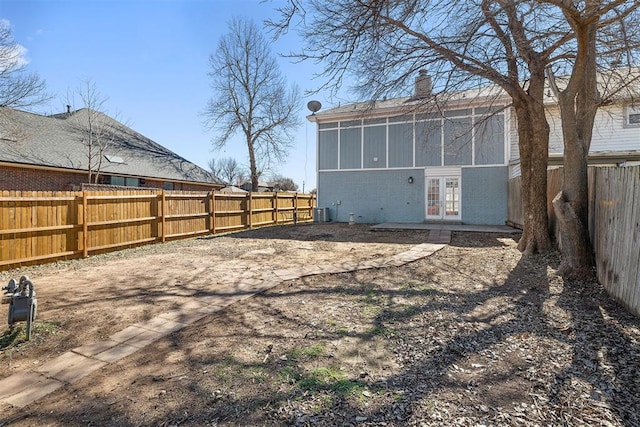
[307,100,322,114]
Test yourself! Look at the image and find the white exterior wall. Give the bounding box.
[509,107,519,162]
[510,103,640,164]
[548,104,640,154]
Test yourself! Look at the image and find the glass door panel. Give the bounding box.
[425,176,461,220]
[426,178,441,218]
[445,178,460,217]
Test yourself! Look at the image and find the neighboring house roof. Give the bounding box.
[239,181,272,190]
[0,107,219,185]
[219,185,248,193]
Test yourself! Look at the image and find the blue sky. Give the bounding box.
[0,0,349,191]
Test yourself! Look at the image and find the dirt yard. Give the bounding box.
[0,223,639,426]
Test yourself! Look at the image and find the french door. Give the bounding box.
[425,176,461,221]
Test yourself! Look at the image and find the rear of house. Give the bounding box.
[309,79,511,225]
[309,75,640,226]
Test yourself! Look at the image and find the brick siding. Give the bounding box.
[0,165,87,191]
[0,165,218,192]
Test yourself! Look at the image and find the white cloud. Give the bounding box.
[10,44,29,68]
[0,19,31,71]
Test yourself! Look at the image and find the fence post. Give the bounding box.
[82,191,88,258]
[161,190,166,242]
[210,191,216,234]
[294,192,298,225]
[274,192,279,225]
[247,192,253,229]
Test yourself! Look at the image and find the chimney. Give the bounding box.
[415,69,432,98]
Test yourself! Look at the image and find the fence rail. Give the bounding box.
[0,189,315,270]
[508,166,640,317]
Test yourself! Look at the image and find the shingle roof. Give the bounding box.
[309,68,640,121]
[0,107,218,184]
[309,84,509,121]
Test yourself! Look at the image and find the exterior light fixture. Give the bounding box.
[408,176,414,184]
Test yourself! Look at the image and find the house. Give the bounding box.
[219,185,248,193]
[307,72,640,225]
[239,180,274,192]
[0,107,222,192]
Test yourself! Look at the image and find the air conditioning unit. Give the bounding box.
[313,207,330,222]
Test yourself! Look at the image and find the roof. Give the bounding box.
[308,68,640,123]
[0,107,218,185]
[308,84,509,122]
[219,185,248,193]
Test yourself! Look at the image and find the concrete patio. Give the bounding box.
[371,222,520,234]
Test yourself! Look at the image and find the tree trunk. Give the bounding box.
[247,137,259,192]
[552,190,593,278]
[514,82,552,255]
[553,96,594,277]
[551,11,597,278]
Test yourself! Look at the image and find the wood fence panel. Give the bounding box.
[84,190,159,254]
[0,190,81,268]
[546,168,562,239]
[163,192,209,239]
[277,193,296,224]
[0,189,316,270]
[213,193,247,232]
[251,193,275,226]
[507,177,523,228]
[587,168,597,245]
[297,194,315,222]
[593,167,640,316]
[0,191,6,262]
[593,168,615,296]
[507,169,562,231]
[509,166,640,317]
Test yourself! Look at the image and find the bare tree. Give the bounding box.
[208,158,224,183]
[0,20,49,109]
[271,0,556,254]
[67,80,119,183]
[208,157,243,185]
[270,0,640,263]
[269,174,298,192]
[544,1,640,277]
[204,17,301,192]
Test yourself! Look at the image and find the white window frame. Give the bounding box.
[625,105,640,127]
[424,168,462,221]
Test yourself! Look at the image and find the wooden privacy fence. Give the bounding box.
[508,166,640,317]
[507,168,564,232]
[0,189,315,270]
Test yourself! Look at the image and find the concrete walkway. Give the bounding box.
[0,231,451,409]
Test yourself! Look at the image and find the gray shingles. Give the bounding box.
[0,107,217,184]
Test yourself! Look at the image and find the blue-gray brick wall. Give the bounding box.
[461,166,508,225]
[318,166,508,225]
[318,170,425,223]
